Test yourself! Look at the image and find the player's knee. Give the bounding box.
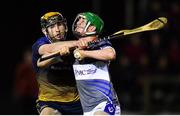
[40,107,61,115]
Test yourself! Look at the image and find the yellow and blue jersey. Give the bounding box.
[32,36,79,102]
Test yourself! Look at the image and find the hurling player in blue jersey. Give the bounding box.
[32,12,82,115]
[72,12,121,115]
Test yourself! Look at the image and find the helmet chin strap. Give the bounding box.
[46,35,53,43]
[46,34,60,43]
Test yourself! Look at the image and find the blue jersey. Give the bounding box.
[73,40,120,113]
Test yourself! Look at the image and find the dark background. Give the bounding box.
[1,0,180,114]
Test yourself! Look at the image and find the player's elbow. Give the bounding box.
[37,59,49,68]
[105,48,116,60]
[108,52,116,60]
[37,62,46,68]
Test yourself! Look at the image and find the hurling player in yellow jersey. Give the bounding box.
[32,11,82,115]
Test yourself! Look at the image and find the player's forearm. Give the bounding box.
[39,40,77,55]
[82,48,116,61]
[37,51,62,68]
[37,57,60,68]
[54,40,78,48]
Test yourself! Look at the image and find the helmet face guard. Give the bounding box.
[43,15,66,28]
[41,12,67,28]
[72,12,104,38]
[72,14,93,38]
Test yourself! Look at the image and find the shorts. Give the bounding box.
[36,100,83,115]
[84,101,121,115]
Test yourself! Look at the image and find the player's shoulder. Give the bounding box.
[37,36,48,42]
[97,40,112,48]
[32,36,48,49]
[35,36,50,45]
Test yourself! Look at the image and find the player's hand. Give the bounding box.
[73,49,84,61]
[76,36,97,49]
[76,38,88,49]
[59,46,70,56]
